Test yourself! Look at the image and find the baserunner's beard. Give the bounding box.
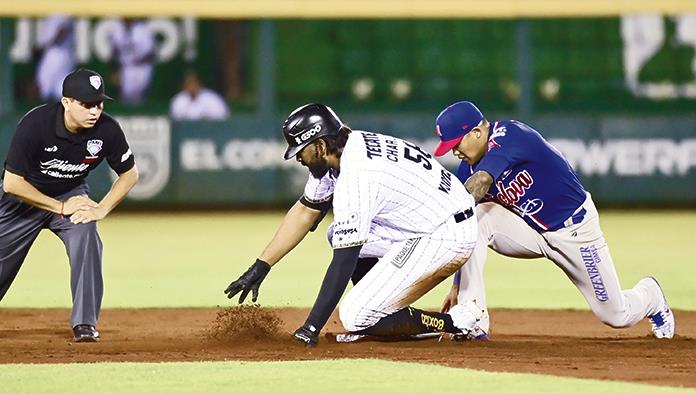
[308,162,329,179]
[308,150,330,179]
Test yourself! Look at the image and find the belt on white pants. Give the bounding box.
[562,207,587,228]
[454,207,474,223]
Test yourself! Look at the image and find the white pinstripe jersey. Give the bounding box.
[303,131,474,249]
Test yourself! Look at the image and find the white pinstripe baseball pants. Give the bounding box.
[334,215,478,332]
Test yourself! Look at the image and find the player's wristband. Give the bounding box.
[453,270,461,287]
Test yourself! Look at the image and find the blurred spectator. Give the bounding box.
[109,18,156,105]
[169,70,230,120]
[216,20,247,101]
[36,15,76,101]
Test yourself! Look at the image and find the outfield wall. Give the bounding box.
[2,114,694,207]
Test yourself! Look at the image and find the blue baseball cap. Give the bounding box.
[433,101,484,157]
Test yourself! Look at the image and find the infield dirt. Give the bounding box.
[1,307,694,388]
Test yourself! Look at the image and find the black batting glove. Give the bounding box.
[224,259,271,303]
[292,323,319,347]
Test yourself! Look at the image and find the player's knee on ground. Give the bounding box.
[339,301,377,332]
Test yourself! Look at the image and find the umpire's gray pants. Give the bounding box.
[0,180,103,328]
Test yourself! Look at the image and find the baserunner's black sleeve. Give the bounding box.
[305,245,362,331]
[299,195,332,232]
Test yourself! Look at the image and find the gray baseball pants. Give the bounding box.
[0,180,103,328]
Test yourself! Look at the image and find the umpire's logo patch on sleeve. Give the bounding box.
[390,238,421,268]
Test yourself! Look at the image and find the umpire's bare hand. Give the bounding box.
[62,195,98,216]
[224,259,271,303]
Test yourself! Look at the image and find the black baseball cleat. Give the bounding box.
[73,324,100,342]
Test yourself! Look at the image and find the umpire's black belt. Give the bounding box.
[454,208,474,223]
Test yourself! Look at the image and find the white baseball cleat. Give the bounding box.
[647,277,675,339]
[335,333,366,343]
[447,300,484,338]
[468,309,491,340]
[468,325,490,340]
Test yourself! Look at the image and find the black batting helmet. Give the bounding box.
[282,103,343,160]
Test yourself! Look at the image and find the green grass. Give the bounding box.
[1,359,691,394]
[2,211,695,393]
[2,211,695,310]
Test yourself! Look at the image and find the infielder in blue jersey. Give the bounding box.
[434,101,675,340]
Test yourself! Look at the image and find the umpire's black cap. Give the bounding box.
[282,103,343,160]
[62,68,113,102]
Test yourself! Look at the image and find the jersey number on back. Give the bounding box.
[403,141,432,170]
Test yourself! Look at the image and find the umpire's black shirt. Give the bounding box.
[3,103,135,197]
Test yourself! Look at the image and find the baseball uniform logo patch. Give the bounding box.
[488,139,502,150]
[89,75,102,90]
[121,148,132,163]
[391,238,421,268]
[39,159,90,178]
[362,132,383,159]
[517,198,544,217]
[490,123,507,139]
[334,228,358,237]
[580,245,608,302]
[420,313,445,331]
[495,170,534,206]
[293,124,322,144]
[86,139,103,157]
[438,169,452,193]
[487,122,506,151]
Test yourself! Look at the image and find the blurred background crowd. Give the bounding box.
[0,7,694,208]
[6,14,696,117]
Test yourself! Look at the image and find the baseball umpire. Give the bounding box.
[225,103,484,346]
[0,68,138,342]
[435,101,675,339]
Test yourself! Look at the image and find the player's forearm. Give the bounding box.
[2,171,62,213]
[259,201,321,266]
[305,246,361,331]
[97,166,139,214]
[464,170,494,202]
